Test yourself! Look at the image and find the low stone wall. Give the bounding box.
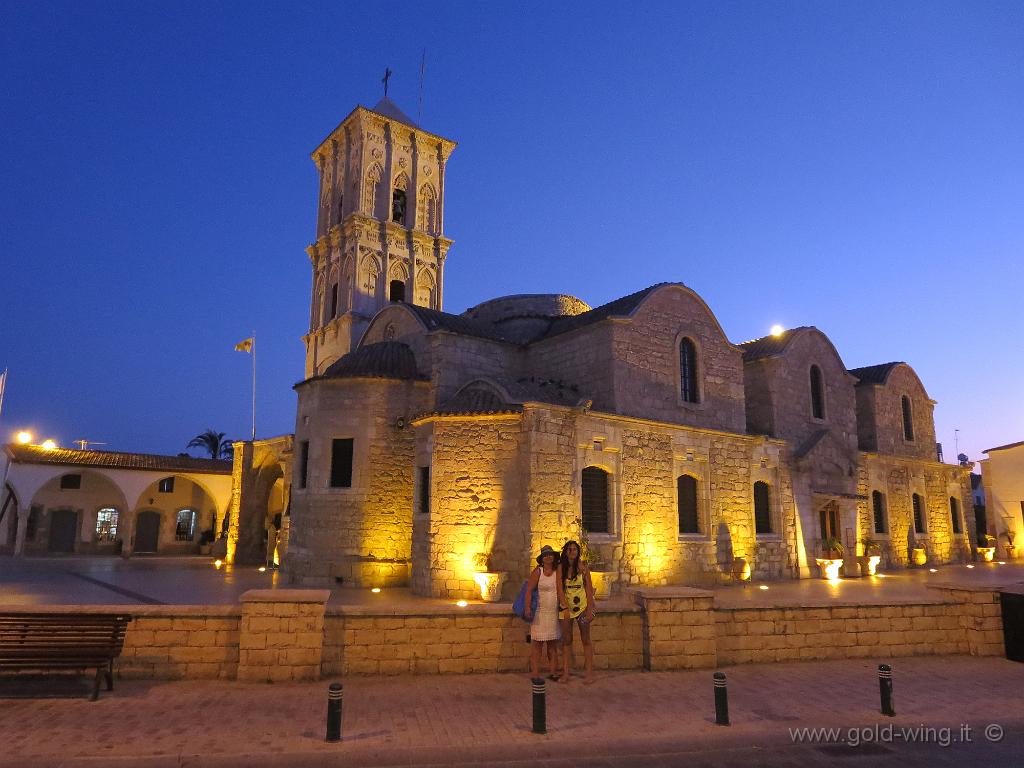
[2,583,1005,683]
[79,605,240,680]
[322,605,644,676]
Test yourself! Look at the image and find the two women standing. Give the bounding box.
[524,541,597,683]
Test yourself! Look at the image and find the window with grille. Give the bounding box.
[810,365,825,419]
[95,508,119,542]
[679,337,698,403]
[912,493,925,533]
[60,474,81,490]
[581,466,610,534]
[754,481,772,534]
[872,490,887,534]
[902,396,915,441]
[677,475,699,534]
[949,496,961,534]
[330,438,354,488]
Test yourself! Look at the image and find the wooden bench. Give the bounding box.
[0,613,132,700]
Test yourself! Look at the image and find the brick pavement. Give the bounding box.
[2,656,1022,767]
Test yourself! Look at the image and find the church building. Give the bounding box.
[282,98,974,598]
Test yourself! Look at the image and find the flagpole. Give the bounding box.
[251,333,256,442]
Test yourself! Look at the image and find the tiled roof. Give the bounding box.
[848,362,902,386]
[985,440,1024,454]
[319,341,425,381]
[404,304,514,343]
[543,284,670,339]
[430,387,524,417]
[4,444,231,474]
[503,377,585,407]
[737,327,812,362]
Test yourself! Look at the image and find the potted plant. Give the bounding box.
[977,534,996,562]
[578,521,613,599]
[471,551,507,603]
[1003,530,1017,560]
[815,537,844,579]
[858,538,882,576]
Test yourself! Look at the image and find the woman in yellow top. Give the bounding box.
[558,540,596,683]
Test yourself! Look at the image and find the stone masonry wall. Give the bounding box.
[414,415,527,599]
[609,286,746,433]
[117,606,240,680]
[862,365,937,461]
[288,378,426,586]
[321,608,644,676]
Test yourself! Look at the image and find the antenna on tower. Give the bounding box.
[418,49,426,122]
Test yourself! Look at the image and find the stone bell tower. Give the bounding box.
[302,97,457,377]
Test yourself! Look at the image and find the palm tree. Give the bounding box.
[187,429,234,460]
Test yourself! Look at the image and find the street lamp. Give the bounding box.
[15,431,32,445]
[40,439,57,450]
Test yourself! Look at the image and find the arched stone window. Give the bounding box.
[677,474,699,534]
[389,280,405,303]
[810,364,825,420]
[581,466,610,534]
[753,481,772,534]
[949,496,962,535]
[392,172,409,225]
[912,493,925,534]
[901,395,915,441]
[679,337,699,403]
[364,164,382,216]
[418,183,438,234]
[330,282,339,318]
[872,490,887,534]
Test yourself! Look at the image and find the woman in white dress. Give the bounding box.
[524,545,566,679]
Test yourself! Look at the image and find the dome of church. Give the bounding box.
[320,341,422,381]
[462,294,591,324]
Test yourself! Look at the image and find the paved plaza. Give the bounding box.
[1,555,1022,609]
[0,656,1021,767]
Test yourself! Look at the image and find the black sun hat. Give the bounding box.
[536,545,560,565]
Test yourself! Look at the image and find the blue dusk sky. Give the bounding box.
[1,1,1021,464]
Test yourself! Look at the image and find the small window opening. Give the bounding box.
[60,474,82,490]
[158,477,175,494]
[389,280,406,303]
[391,188,407,224]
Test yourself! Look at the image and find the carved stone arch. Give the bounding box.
[312,272,326,327]
[417,182,438,234]
[364,163,383,215]
[360,253,381,294]
[414,268,437,308]
[388,261,409,282]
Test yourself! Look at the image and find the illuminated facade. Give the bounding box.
[285,101,974,597]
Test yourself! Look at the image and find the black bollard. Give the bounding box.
[878,664,895,717]
[326,682,343,742]
[713,671,730,726]
[531,677,547,734]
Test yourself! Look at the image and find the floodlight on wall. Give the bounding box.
[770,324,785,337]
[15,431,32,444]
[40,439,57,450]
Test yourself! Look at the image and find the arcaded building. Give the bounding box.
[284,99,974,597]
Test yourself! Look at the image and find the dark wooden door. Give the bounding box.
[47,509,77,553]
[135,511,160,553]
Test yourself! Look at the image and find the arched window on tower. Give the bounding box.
[901,396,915,441]
[392,173,409,225]
[330,282,339,318]
[810,364,825,420]
[389,280,405,303]
[679,337,698,403]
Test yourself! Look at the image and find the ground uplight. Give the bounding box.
[371,587,381,593]
[456,600,468,607]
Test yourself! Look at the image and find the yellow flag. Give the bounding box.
[234,337,254,353]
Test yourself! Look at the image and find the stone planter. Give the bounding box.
[858,554,882,576]
[841,556,862,578]
[977,547,995,562]
[589,570,614,599]
[912,547,927,566]
[472,572,508,602]
[815,558,843,580]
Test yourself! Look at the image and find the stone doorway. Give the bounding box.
[135,511,161,553]
[47,509,77,553]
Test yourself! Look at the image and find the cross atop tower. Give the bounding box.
[381,67,392,98]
